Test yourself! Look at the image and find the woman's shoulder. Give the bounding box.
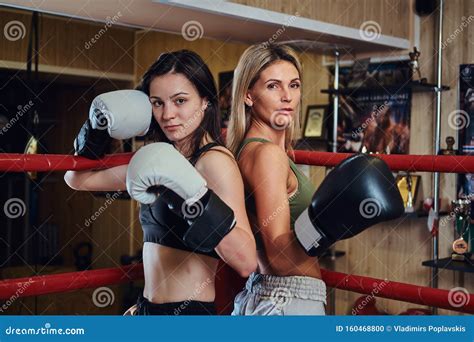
[199,144,235,162]
[194,144,238,176]
[239,141,289,179]
[242,140,287,165]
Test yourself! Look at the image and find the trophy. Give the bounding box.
[409,47,427,84]
[440,136,457,155]
[396,172,418,213]
[451,198,472,261]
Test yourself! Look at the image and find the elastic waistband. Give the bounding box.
[245,272,327,303]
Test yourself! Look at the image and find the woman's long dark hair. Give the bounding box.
[137,50,222,157]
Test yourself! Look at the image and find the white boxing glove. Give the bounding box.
[89,90,152,140]
[126,142,236,253]
[126,143,208,205]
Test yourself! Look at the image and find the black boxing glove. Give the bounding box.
[74,118,112,159]
[294,154,404,256]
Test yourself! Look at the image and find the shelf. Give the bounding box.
[2,0,410,55]
[0,60,134,82]
[422,257,474,273]
[321,82,450,95]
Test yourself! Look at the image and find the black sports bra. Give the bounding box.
[139,142,220,259]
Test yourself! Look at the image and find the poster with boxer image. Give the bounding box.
[344,91,411,154]
[458,64,474,197]
[328,61,412,154]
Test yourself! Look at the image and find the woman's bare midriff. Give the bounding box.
[142,242,218,304]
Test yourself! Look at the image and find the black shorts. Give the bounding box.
[135,295,217,315]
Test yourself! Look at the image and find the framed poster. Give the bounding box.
[328,61,412,154]
[303,105,327,140]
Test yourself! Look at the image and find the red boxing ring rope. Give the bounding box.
[0,153,132,172]
[0,264,472,314]
[2,151,474,173]
[1,150,473,314]
[293,150,474,174]
[320,269,473,314]
[0,264,144,299]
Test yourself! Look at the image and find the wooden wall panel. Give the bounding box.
[0,8,135,76]
[298,52,330,187]
[133,31,249,85]
[231,0,412,39]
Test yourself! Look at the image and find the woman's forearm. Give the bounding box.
[215,226,257,278]
[64,165,127,192]
[265,232,312,276]
[64,170,93,190]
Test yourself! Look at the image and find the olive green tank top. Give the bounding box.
[236,138,315,231]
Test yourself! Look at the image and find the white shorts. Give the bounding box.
[231,272,327,316]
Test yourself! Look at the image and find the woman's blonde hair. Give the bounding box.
[227,43,302,156]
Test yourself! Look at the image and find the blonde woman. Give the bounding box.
[227,44,326,315]
[227,44,404,315]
